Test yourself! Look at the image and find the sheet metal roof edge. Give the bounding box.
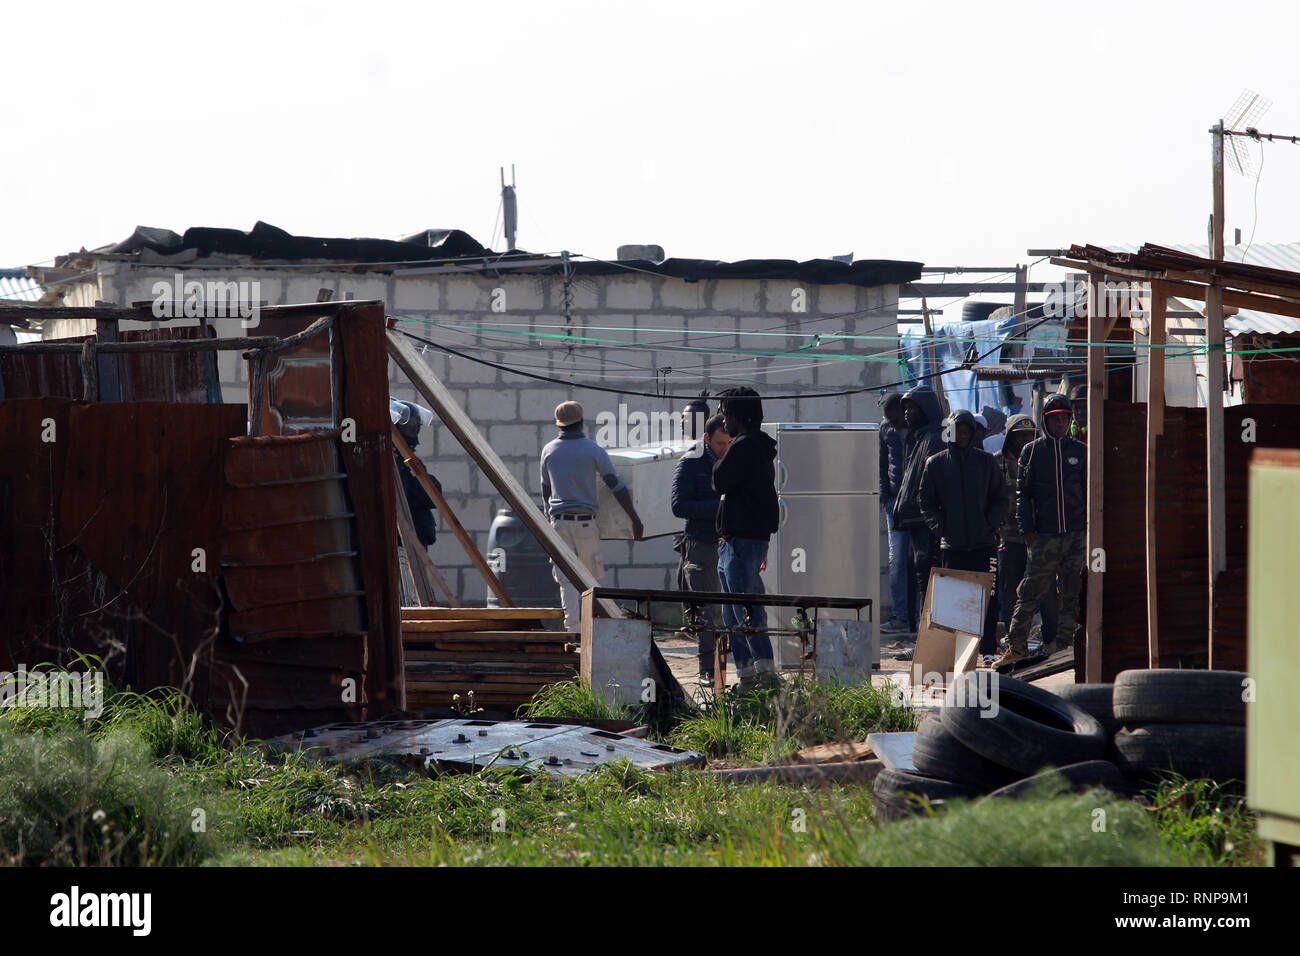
[1071,241,1300,335]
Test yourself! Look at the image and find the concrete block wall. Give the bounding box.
[93,264,900,605]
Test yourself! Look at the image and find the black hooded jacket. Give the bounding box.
[713,428,779,540]
[918,409,1005,550]
[1017,397,1087,535]
[890,387,947,531]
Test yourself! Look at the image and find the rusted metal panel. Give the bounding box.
[334,304,403,713]
[0,337,86,399]
[247,311,339,435]
[0,398,79,655]
[223,553,361,610]
[230,596,366,642]
[118,326,219,403]
[1099,399,1300,679]
[221,431,366,643]
[221,515,356,566]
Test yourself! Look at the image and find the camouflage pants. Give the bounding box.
[1006,531,1086,652]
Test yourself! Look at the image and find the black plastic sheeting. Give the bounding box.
[569,256,921,289]
[101,221,488,262]
[97,222,922,288]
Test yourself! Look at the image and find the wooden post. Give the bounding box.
[1085,271,1106,682]
[1145,285,1167,667]
[392,462,437,607]
[78,337,99,401]
[921,297,949,416]
[1208,120,1227,668]
[391,426,515,607]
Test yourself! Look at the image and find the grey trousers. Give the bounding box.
[678,535,720,677]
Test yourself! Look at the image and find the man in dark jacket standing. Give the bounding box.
[918,409,1004,566]
[997,393,1087,667]
[891,387,947,619]
[918,409,1003,647]
[712,386,779,688]
[992,413,1058,655]
[671,413,732,684]
[878,393,913,632]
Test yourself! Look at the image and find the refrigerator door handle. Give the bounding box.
[775,459,787,491]
[778,497,788,529]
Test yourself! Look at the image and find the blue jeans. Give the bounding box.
[884,504,912,626]
[717,536,773,669]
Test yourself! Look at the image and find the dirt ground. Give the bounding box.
[657,634,1075,706]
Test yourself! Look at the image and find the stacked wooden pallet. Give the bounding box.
[401,606,579,713]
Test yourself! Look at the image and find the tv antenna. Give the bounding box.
[1220,89,1273,177]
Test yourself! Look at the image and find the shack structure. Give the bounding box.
[0,300,402,735]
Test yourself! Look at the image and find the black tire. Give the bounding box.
[872,767,981,822]
[1113,670,1248,726]
[911,715,1021,791]
[1112,724,1245,783]
[1055,683,1120,736]
[940,672,1108,776]
[983,760,1133,801]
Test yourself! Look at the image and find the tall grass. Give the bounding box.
[671,678,915,763]
[1143,774,1263,867]
[0,729,223,865]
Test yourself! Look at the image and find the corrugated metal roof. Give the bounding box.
[1106,241,1300,335]
[0,268,43,302]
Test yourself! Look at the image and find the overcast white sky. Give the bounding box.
[4,0,1299,285]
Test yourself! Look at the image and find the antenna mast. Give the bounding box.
[500,165,518,251]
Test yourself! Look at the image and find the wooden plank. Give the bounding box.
[398,619,534,633]
[404,650,578,664]
[403,642,576,655]
[1085,271,1106,682]
[401,630,576,642]
[400,660,574,676]
[401,606,564,620]
[393,462,437,607]
[391,425,514,606]
[386,328,623,620]
[1146,286,1167,668]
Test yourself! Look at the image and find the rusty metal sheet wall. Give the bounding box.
[118,326,221,403]
[222,430,366,643]
[0,338,85,400]
[333,304,402,713]
[249,313,339,435]
[0,398,79,658]
[1099,400,1300,678]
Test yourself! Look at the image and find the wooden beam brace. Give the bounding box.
[385,327,623,620]
[391,426,515,607]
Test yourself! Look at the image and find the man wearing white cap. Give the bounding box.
[540,400,645,631]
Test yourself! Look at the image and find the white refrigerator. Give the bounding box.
[759,423,881,669]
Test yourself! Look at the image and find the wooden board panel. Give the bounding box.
[401,606,564,620]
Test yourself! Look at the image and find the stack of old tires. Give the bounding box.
[874,673,1120,821]
[1109,670,1248,784]
[873,669,1248,823]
